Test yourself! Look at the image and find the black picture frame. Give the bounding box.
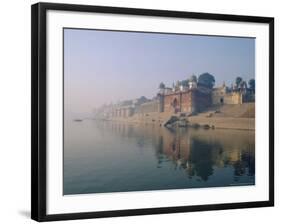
[31,2,274,222]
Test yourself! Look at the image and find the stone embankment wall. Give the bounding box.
[109,103,255,131]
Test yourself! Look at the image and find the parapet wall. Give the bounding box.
[135,100,160,114]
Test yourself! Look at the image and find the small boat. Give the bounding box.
[73,119,83,122]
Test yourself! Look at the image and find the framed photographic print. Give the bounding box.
[31,2,274,222]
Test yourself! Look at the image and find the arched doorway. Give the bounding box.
[172,98,179,113]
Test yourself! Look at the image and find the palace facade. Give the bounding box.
[94,77,254,119]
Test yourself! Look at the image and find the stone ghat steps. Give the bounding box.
[188,116,255,130]
[197,103,255,118]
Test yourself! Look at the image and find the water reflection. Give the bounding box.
[64,120,255,195]
[94,121,255,182]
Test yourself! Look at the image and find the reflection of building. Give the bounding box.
[161,129,191,164]
[95,121,255,182]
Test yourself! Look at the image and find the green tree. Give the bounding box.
[198,73,215,89]
[181,79,189,87]
[159,82,165,89]
[235,77,243,87]
[248,79,255,92]
[190,75,197,83]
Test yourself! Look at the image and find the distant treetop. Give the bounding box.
[180,79,189,87]
[198,73,215,89]
[235,77,243,87]
[159,82,165,89]
[248,79,255,91]
[189,75,197,83]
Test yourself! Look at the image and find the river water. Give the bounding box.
[63,119,255,195]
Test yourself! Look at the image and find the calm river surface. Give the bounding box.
[64,119,255,195]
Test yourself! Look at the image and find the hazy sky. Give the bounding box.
[64,28,255,114]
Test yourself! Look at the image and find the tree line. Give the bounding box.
[159,73,255,92]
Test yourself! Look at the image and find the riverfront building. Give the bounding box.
[94,76,254,119]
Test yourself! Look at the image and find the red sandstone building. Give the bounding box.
[152,79,212,115]
[159,86,212,114]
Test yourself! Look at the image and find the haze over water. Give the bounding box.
[64,119,255,195]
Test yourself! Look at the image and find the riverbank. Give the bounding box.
[188,116,254,130]
[101,103,255,131]
[108,114,254,130]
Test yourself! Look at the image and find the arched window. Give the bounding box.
[172,98,178,108]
